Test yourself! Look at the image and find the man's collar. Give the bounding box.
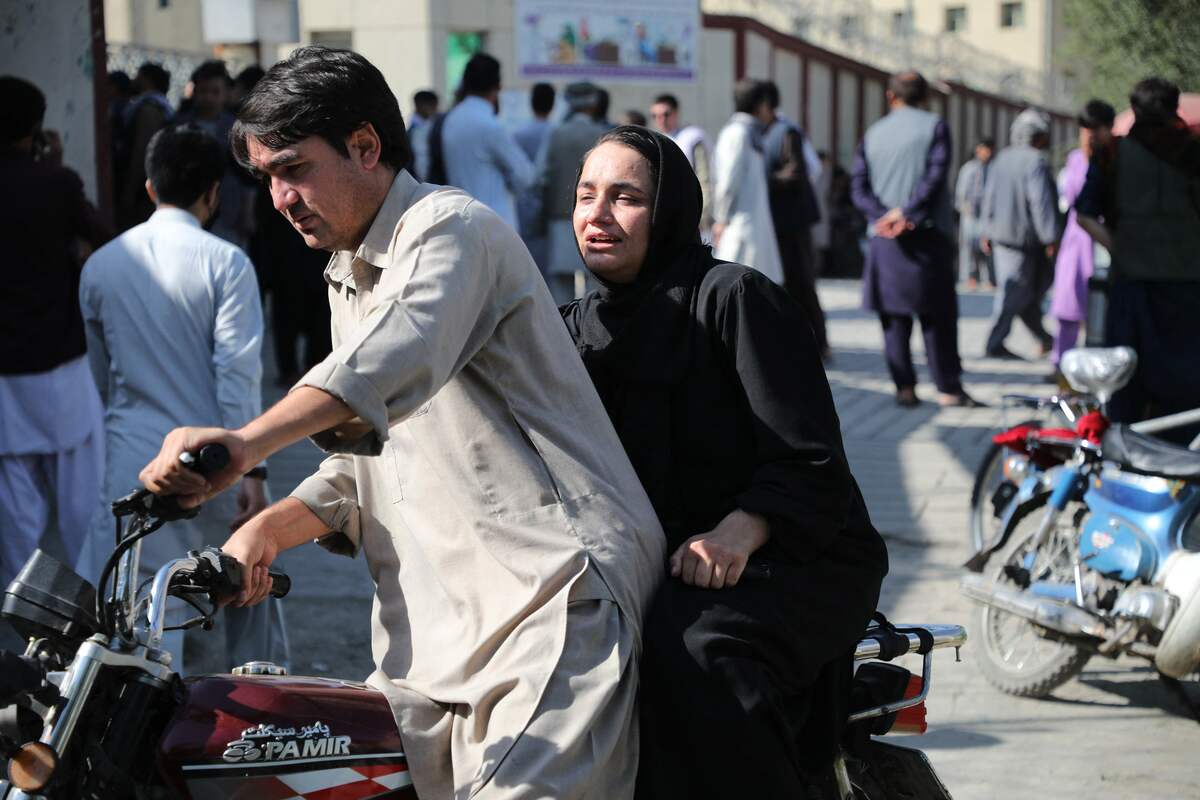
[150,207,202,228]
[355,170,419,268]
[325,170,420,287]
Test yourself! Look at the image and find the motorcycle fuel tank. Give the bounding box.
[157,673,415,799]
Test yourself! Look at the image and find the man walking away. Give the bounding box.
[954,138,995,289]
[540,82,607,302]
[981,109,1059,360]
[514,82,556,272]
[650,93,713,231]
[711,80,784,285]
[79,125,287,673]
[1077,77,1200,444]
[440,53,534,229]
[762,80,829,359]
[1049,100,1114,374]
[0,76,109,592]
[851,71,978,408]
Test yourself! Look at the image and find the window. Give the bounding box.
[839,15,862,40]
[1000,2,1025,28]
[891,11,913,36]
[945,6,967,32]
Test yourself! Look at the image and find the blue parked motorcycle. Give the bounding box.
[961,350,1200,696]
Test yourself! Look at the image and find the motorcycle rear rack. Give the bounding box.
[849,623,965,724]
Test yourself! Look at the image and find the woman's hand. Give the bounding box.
[669,509,770,589]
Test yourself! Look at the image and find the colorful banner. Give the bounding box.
[514,0,699,82]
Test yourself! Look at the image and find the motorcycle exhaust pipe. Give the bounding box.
[960,574,1112,640]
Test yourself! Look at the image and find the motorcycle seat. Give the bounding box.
[1102,424,1200,481]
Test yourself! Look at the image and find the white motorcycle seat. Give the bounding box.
[1061,347,1137,403]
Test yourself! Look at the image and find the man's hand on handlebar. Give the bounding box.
[140,427,251,509]
[221,518,280,607]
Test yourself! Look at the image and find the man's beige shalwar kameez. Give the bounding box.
[289,171,665,799]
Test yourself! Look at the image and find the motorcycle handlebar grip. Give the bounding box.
[268,571,291,599]
[180,443,230,477]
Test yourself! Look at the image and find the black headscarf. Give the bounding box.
[568,126,718,378]
[565,126,721,534]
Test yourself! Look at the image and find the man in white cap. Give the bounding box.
[980,108,1060,359]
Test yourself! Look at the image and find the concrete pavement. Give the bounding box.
[258,280,1198,799]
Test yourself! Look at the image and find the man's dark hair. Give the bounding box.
[145,124,224,206]
[108,70,134,98]
[0,76,46,144]
[531,82,555,115]
[653,93,679,111]
[734,79,772,114]
[594,87,610,120]
[413,89,438,108]
[137,62,171,94]
[191,60,230,86]
[977,137,995,150]
[888,71,929,106]
[762,81,782,110]
[1130,77,1179,125]
[1078,99,1116,130]
[623,109,647,126]
[234,65,265,92]
[461,53,501,95]
[232,46,410,175]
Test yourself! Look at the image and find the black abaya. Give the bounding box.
[561,127,887,798]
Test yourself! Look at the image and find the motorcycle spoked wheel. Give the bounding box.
[976,495,1092,697]
[969,419,1041,554]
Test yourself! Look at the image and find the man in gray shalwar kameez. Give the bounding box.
[980,109,1060,359]
[138,47,664,800]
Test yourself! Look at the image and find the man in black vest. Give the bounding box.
[1077,77,1200,443]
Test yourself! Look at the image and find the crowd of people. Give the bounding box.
[852,70,1198,424]
[1,40,1197,799]
[405,55,860,324]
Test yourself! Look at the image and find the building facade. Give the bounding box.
[705,0,1073,109]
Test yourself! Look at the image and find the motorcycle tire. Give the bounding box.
[976,495,1091,697]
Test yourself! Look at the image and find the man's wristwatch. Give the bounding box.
[245,466,268,481]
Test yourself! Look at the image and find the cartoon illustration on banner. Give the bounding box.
[515,0,699,81]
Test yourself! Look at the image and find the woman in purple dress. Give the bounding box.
[1050,101,1115,368]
